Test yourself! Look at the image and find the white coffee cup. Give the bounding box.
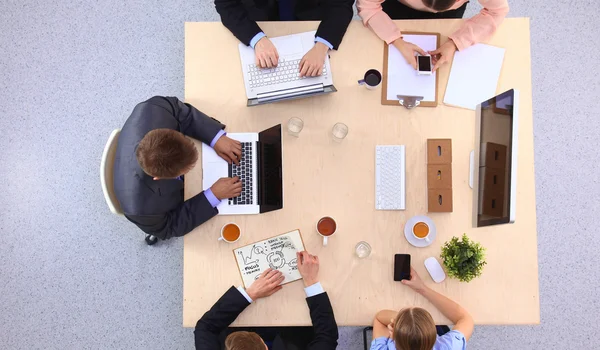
[412,222,431,243]
[316,217,337,246]
[219,222,241,243]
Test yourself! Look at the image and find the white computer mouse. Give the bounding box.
[424,257,446,283]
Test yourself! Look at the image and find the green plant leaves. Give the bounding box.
[440,233,486,283]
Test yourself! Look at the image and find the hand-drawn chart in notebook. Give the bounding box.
[233,230,305,289]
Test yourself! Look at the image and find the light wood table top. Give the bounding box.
[183,18,539,327]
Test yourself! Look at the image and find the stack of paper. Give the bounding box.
[443,44,506,110]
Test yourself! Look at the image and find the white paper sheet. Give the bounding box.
[234,230,305,288]
[444,44,505,110]
[386,34,438,102]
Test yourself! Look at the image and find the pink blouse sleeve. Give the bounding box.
[449,0,510,51]
[357,0,403,44]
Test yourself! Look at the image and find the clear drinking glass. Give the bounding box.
[287,117,304,137]
[355,241,372,258]
[332,122,348,142]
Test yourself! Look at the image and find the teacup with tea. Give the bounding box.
[219,223,241,243]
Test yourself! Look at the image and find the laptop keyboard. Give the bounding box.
[247,59,327,88]
[228,142,254,206]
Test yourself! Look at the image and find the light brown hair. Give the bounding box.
[224,331,264,350]
[393,307,437,350]
[136,129,198,178]
[422,0,456,11]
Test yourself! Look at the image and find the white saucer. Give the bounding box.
[404,216,437,248]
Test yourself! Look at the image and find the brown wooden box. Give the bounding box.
[427,139,452,164]
[427,164,452,189]
[481,189,505,217]
[481,142,507,169]
[428,188,453,212]
[481,167,506,197]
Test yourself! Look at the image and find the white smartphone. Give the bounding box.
[417,55,432,75]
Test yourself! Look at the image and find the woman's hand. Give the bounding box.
[401,267,428,294]
[429,39,458,71]
[393,38,427,69]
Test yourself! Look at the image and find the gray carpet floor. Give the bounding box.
[1,0,598,349]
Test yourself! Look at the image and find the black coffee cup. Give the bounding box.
[358,69,382,89]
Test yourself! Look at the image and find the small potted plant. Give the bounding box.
[440,234,486,282]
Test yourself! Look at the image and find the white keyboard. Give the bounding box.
[247,59,327,88]
[375,145,406,210]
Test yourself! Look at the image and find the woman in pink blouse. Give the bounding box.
[358,0,509,71]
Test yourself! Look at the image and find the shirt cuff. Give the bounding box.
[204,188,221,208]
[250,32,266,49]
[209,129,226,148]
[304,282,325,297]
[237,286,253,303]
[314,37,333,50]
[448,35,466,52]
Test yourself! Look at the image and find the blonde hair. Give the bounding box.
[392,307,437,350]
[224,331,264,350]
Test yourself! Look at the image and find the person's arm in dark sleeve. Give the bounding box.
[143,96,225,146]
[125,190,219,240]
[304,284,339,350]
[315,0,354,50]
[214,0,263,46]
[194,286,252,349]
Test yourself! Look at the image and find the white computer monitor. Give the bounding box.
[473,89,519,227]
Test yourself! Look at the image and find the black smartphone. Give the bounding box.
[393,254,411,281]
[417,55,432,75]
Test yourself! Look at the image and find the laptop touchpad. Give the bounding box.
[273,36,303,56]
[203,162,227,190]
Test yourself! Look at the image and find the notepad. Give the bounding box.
[382,33,439,106]
[233,230,305,288]
[444,44,506,110]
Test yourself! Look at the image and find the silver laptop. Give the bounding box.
[202,125,283,215]
[238,31,337,107]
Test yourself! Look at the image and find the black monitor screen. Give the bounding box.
[477,89,514,227]
[258,124,283,214]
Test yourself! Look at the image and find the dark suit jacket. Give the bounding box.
[214,0,354,50]
[195,286,338,349]
[113,96,225,240]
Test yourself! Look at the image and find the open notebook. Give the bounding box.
[382,32,440,107]
[233,230,305,288]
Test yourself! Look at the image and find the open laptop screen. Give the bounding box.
[476,89,517,227]
[258,124,283,213]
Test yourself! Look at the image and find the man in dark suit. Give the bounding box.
[214,0,354,77]
[113,96,243,241]
[195,251,338,349]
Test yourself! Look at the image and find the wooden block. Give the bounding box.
[481,142,507,169]
[427,164,452,189]
[481,167,506,196]
[481,189,505,217]
[428,189,453,212]
[427,139,452,164]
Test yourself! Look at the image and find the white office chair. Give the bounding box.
[101,129,157,245]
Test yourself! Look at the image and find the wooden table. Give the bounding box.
[183,19,539,327]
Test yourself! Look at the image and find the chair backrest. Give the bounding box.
[100,129,124,215]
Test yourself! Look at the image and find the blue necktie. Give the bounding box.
[278,0,294,20]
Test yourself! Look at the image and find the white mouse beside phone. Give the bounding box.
[424,257,446,283]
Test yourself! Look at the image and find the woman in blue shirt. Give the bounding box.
[371,267,474,350]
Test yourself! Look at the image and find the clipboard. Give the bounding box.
[381,32,441,107]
